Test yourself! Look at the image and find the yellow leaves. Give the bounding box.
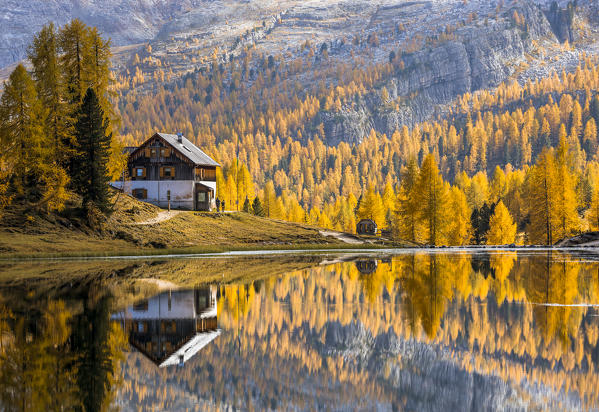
[415,154,450,245]
[446,186,472,246]
[487,201,517,245]
[108,135,128,181]
[356,184,385,228]
[262,180,283,219]
[527,149,558,245]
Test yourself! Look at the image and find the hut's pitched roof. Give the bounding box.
[155,133,220,167]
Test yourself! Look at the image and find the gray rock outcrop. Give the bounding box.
[317,3,559,145]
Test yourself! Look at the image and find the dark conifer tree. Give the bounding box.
[73,88,112,215]
[252,197,265,217]
[471,202,496,244]
[242,196,252,213]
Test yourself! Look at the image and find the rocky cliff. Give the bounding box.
[316,3,560,145]
[0,0,206,68]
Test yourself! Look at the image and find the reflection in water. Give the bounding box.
[3,251,599,410]
[355,259,378,274]
[113,287,219,368]
[0,289,126,412]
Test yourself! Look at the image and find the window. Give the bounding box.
[161,166,175,178]
[150,148,157,157]
[135,167,145,178]
[133,188,147,199]
[160,148,171,157]
[197,192,206,202]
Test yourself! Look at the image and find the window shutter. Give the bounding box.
[141,167,146,178]
[144,148,151,158]
[171,168,176,178]
[163,148,171,157]
[143,189,147,199]
[160,167,164,178]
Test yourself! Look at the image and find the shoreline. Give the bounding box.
[3,243,599,262]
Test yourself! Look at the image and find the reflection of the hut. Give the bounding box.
[113,287,220,367]
[355,259,378,274]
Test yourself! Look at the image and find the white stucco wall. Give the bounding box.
[111,179,217,210]
[111,288,217,321]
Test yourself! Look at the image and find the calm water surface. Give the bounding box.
[1,250,599,411]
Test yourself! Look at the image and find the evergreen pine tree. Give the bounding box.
[252,197,265,217]
[72,88,112,215]
[242,196,252,213]
[471,202,495,244]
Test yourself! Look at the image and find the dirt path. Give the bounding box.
[319,230,364,244]
[134,210,182,225]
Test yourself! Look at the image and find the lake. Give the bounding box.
[1,249,599,411]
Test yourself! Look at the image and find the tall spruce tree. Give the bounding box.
[73,88,112,215]
[242,196,252,213]
[252,197,265,217]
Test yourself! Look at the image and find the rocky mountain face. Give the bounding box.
[0,0,596,147]
[314,2,574,145]
[317,318,583,411]
[0,0,207,68]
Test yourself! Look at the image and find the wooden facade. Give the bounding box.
[356,219,378,235]
[128,135,217,183]
[114,288,220,368]
[118,133,220,211]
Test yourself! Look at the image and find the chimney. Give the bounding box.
[177,132,183,143]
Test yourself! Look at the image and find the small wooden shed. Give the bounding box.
[356,219,377,235]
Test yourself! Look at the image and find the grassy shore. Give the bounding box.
[0,192,394,259]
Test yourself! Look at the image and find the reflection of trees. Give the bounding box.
[72,293,127,412]
[358,261,395,305]
[0,302,79,411]
[399,254,463,338]
[218,283,256,322]
[528,252,581,348]
[117,253,599,411]
[0,288,126,412]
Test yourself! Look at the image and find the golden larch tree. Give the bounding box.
[487,201,517,245]
[415,154,449,245]
[527,149,557,245]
